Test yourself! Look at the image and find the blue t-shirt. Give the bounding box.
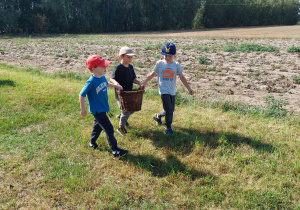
[80,75,109,115]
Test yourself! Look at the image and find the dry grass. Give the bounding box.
[111,25,300,39]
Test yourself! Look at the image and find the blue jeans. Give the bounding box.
[90,112,118,151]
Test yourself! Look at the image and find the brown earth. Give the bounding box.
[1,25,300,112]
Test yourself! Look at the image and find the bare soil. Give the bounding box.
[1,25,300,112]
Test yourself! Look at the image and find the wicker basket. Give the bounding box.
[117,89,144,111]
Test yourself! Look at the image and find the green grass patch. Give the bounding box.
[292,75,300,84]
[199,95,289,119]
[213,82,223,86]
[287,46,300,53]
[1,65,300,209]
[143,43,162,51]
[21,55,31,60]
[197,56,210,65]
[67,51,78,58]
[196,45,210,51]
[223,43,279,53]
[237,43,279,53]
[180,45,210,51]
[223,42,237,52]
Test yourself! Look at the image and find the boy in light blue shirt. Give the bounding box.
[79,55,128,157]
[142,43,194,134]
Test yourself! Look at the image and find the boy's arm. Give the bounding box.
[107,83,123,90]
[142,71,157,87]
[133,78,144,89]
[178,73,194,95]
[110,78,120,86]
[79,95,87,116]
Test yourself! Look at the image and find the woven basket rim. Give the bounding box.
[117,89,145,95]
[117,89,144,93]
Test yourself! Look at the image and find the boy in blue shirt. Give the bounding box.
[142,43,194,134]
[79,55,128,157]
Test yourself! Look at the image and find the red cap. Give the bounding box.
[86,55,111,70]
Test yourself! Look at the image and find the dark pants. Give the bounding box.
[157,94,175,129]
[90,112,118,151]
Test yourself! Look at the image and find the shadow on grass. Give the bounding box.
[89,141,213,180]
[0,79,16,87]
[136,126,275,156]
[123,153,213,180]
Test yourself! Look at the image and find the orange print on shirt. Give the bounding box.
[162,69,174,78]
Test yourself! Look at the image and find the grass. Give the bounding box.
[206,95,289,119]
[292,75,300,84]
[143,43,163,51]
[287,46,300,53]
[1,64,300,209]
[223,43,279,53]
[223,42,237,52]
[180,45,210,51]
[21,55,31,60]
[197,56,210,65]
[196,46,210,51]
[213,82,223,86]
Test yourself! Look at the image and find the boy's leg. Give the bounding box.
[90,118,102,145]
[161,94,175,129]
[117,100,133,127]
[157,110,166,118]
[93,112,118,151]
[119,110,134,127]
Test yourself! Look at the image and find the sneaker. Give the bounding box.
[153,114,162,125]
[112,148,128,157]
[164,128,174,135]
[89,142,98,149]
[116,114,129,126]
[117,126,127,136]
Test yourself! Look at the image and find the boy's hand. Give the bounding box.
[188,88,194,95]
[116,85,123,91]
[139,83,145,90]
[81,109,87,117]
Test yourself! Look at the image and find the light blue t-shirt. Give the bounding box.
[153,60,183,95]
[79,75,109,115]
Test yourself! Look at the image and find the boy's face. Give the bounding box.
[121,54,133,65]
[164,54,175,64]
[92,66,107,75]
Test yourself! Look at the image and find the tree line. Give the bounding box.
[0,0,299,34]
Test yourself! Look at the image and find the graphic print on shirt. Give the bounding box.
[96,82,107,94]
[162,69,174,81]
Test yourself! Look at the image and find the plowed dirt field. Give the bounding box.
[1,25,300,112]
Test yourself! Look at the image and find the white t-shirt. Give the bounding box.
[153,60,183,95]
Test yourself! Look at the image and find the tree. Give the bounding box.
[193,0,206,29]
[0,0,21,33]
[0,0,299,34]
